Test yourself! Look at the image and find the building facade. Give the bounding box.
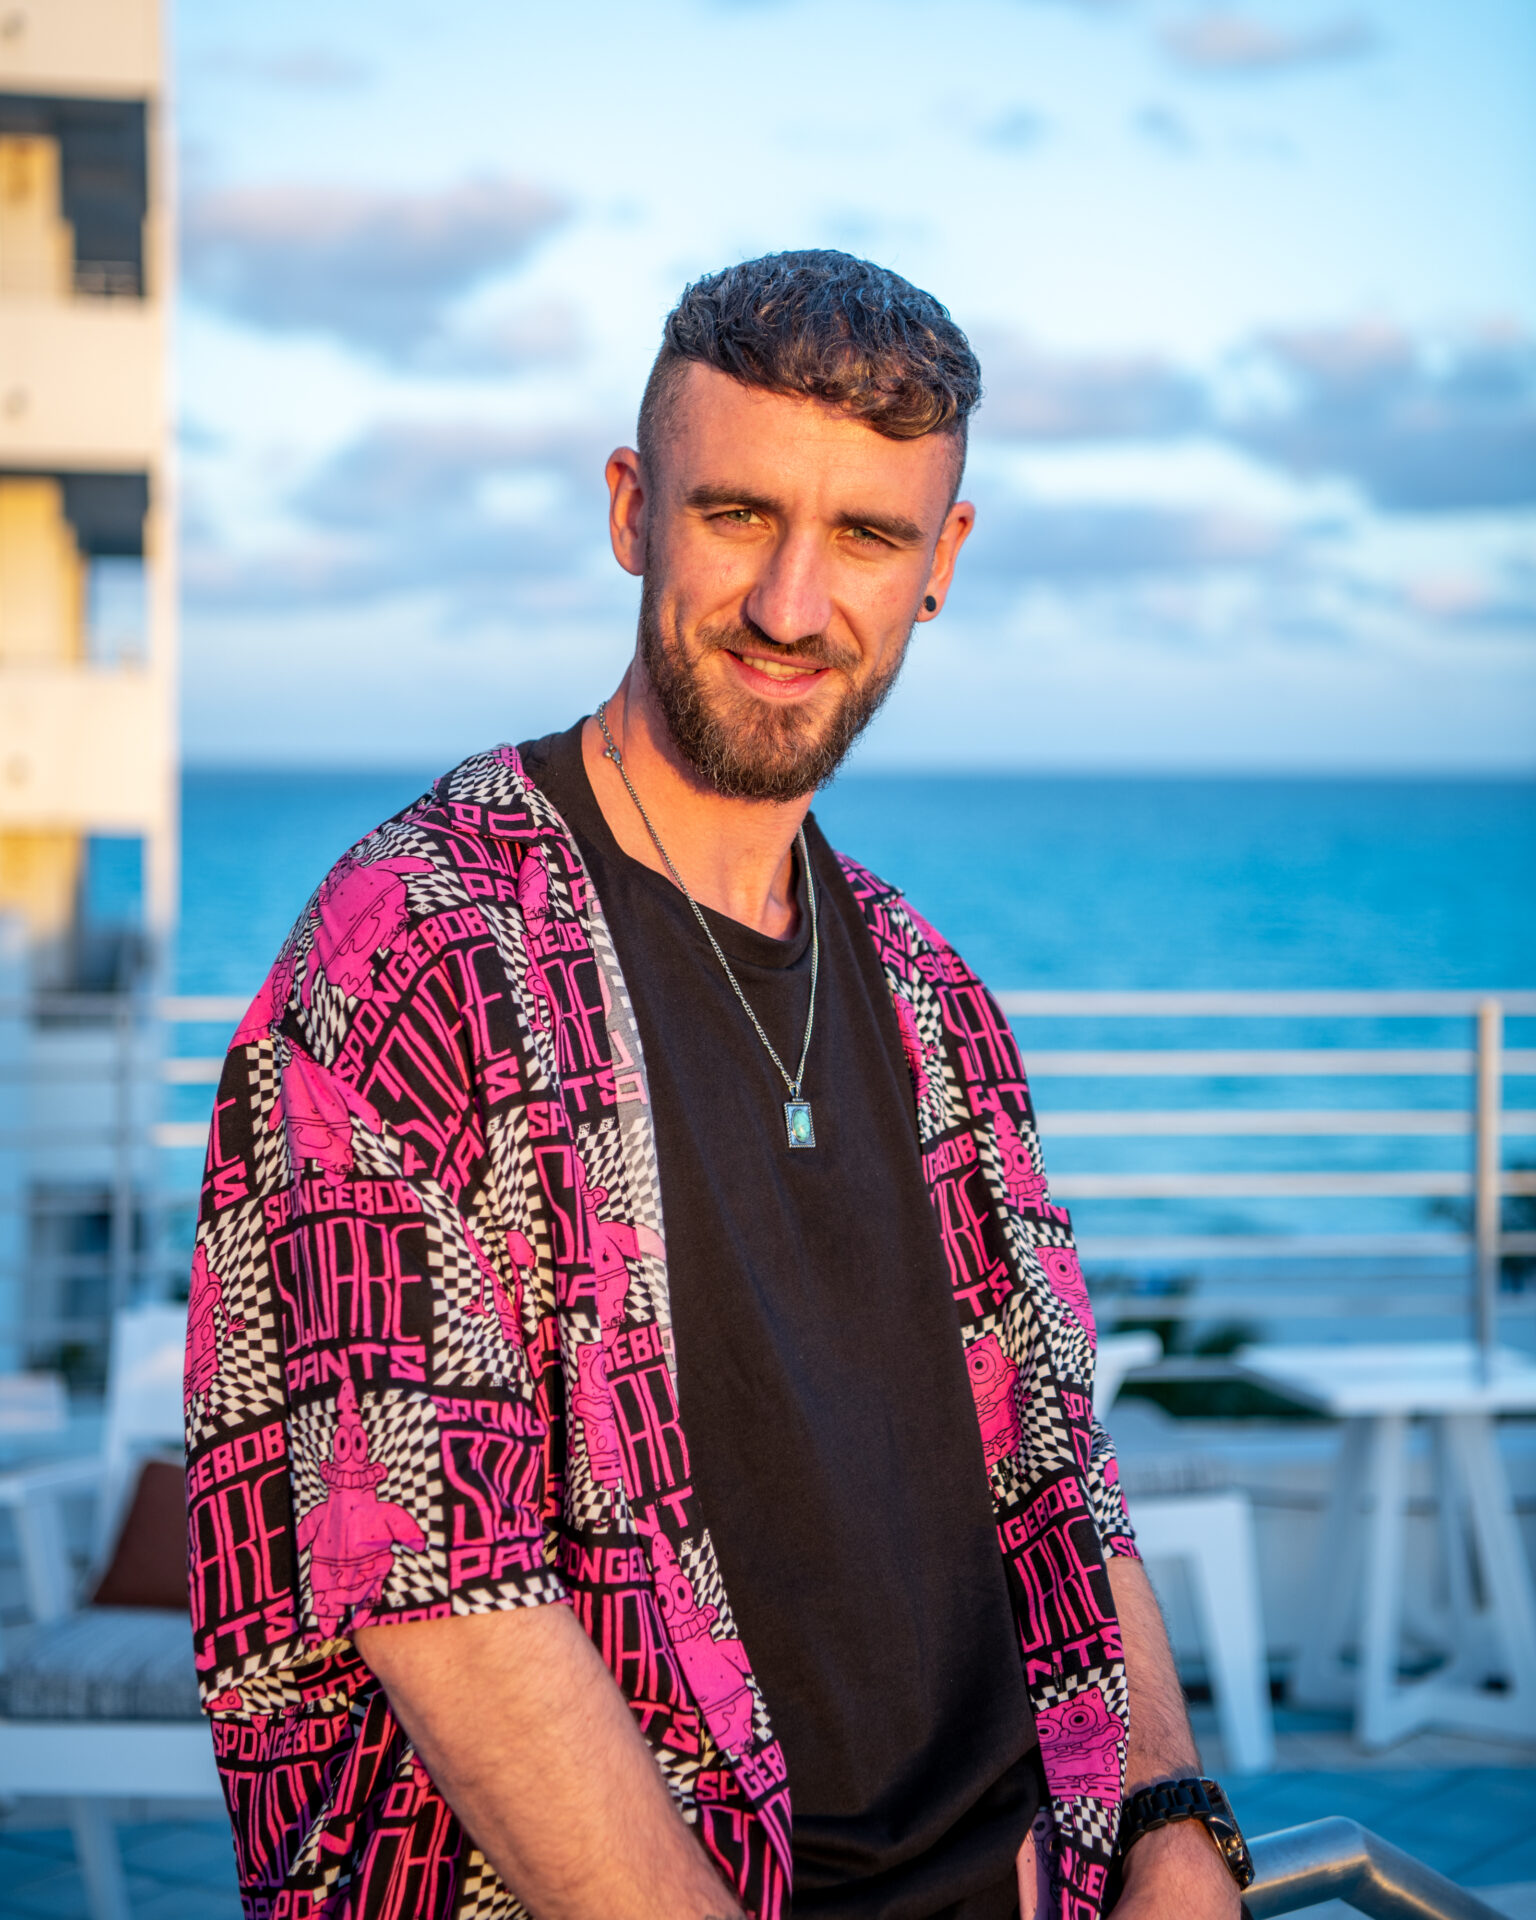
[0,0,173,1377]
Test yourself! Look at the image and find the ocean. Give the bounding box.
[174,766,1536,1323]
[179,767,1536,996]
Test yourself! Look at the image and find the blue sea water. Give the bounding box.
[173,765,1535,1328]
[178,768,1536,997]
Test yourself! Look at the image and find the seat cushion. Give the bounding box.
[0,1606,202,1720]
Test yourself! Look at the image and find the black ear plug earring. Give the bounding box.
[923,595,937,612]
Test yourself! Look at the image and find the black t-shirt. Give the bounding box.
[521,723,1039,1920]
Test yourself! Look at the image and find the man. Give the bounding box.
[185,251,1251,1920]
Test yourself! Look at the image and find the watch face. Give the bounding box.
[1197,1782,1255,1889]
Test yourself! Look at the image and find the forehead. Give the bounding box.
[661,362,959,520]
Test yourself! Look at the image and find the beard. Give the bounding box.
[637,578,910,801]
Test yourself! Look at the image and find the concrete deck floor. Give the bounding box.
[2,1710,1532,1920]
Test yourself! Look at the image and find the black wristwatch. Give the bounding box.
[1117,1776,1255,1890]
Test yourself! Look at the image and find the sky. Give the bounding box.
[173,0,1536,772]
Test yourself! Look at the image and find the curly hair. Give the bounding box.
[637,250,982,486]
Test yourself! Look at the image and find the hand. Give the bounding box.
[1113,1819,1241,1920]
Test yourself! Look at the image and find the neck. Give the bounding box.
[582,666,812,939]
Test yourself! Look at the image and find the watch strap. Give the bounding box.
[1117,1775,1256,1890]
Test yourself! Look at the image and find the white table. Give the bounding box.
[1237,1342,1536,1749]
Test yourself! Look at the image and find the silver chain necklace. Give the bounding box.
[595,701,820,1150]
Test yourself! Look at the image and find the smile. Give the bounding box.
[727,652,830,694]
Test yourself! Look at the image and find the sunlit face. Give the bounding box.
[623,365,972,800]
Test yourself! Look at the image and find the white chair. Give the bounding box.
[0,1369,68,1435]
[1096,1331,1276,1773]
[0,1304,219,1920]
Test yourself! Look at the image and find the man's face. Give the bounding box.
[612,363,973,801]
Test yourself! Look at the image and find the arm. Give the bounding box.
[1107,1558,1240,1920]
[354,1603,743,1920]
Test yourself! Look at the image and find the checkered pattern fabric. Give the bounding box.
[183,749,1133,1920]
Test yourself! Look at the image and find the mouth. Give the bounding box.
[724,650,832,699]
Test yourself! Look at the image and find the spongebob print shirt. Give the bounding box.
[184,745,1140,1920]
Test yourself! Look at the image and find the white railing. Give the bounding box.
[996,990,1535,1352]
[2,987,1532,1366]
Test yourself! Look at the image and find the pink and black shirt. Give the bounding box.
[184,745,1139,1920]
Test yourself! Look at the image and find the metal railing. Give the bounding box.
[1,987,1532,1364]
[1246,1816,1505,1920]
[996,990,1535,1354]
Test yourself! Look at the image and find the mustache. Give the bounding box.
[694,618,859,674]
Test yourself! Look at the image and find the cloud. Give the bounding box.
[182,178,570,363]
[964,499,1289,582]
[200,47,373,88]
[1228,323,1536,512]
[1398,561,1536,633]
[1162,9,1378,74]
[976,341,1207,440]
[1133,104,1197,153]
[184,419,617,616]
[413,299,586,377]
[980,107,1048,151]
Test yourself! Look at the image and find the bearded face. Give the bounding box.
[638,573,910,802]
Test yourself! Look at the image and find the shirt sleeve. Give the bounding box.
[185,959,566,1700]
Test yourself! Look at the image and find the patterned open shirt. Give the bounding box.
[183,745,1140,1920]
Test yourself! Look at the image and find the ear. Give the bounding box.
[607,446,647,577]
[915,499,976,620]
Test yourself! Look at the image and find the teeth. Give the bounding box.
[745,657,817,681]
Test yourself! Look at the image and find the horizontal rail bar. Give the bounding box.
[156,1112,1536,1148]
[1095,1293,1536,1320]
[162,1057,222,1084]
[1040,1108,1536,1136]
[0,1128,160,1149]
[998,991,1536,1017]
[155,1052,1536,1087]
[1078,1231,1523,1259]
[1244,1814,1506,1920]
[1054,1172,1536,1199]
[1026,1050,1536,1076]
[160,995,249,1022]
[6,991,1534,1024]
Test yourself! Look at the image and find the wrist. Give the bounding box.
[1122,1818,1225,1877]
[1118,1775,1254,1895]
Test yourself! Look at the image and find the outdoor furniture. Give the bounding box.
[0,1303,218,1920]
[1095,1332,1276,1772]
[0,1370,67,1435]
[1240,1341,1536,1749]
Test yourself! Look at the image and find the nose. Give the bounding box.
[742,527,834,644]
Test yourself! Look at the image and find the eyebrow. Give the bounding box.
[683,484,926,547]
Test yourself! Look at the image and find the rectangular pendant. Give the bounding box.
[784,1100,816,1149]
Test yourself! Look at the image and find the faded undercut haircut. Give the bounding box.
[637,250,983,497]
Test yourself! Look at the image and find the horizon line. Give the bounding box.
[180,759,1536,782]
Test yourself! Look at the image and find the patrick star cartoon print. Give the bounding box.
[274,1048,383,1179]
[574,1148,664,1330]
[185,1244,242,1401]
[296,1378,427,1639]
[642,1520,756,1758]
[305,851,433,1006]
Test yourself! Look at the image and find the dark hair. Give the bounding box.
[637,249,981,483]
